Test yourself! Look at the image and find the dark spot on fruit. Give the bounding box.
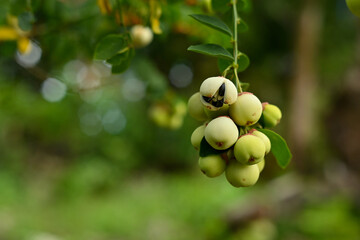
[216,142,223,147]
[203,96,212,103]
[249,157,255,162]
[218,83,225,97]
[201,170,206,174]
[246,121,253,125]
[212,98,224,107]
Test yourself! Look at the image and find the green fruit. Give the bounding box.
[346,0,360,17]
[204,104,229,119]
[200,76,237,111]
[191,125,206,150]
[257,159,265,173]
[174,100,187,116]
[225,160,259,187]
[229,92,262,126]
[187,92,208,121]
[149,104,170,127]
[205,116,239,150]
[169,113,183,129]
[198,155,226,178]
[261,103,282,128]
[249,129,271,154]
[234,134,265,165]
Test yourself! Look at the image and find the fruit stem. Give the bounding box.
[232,0,242,93]
[222,65,232,77]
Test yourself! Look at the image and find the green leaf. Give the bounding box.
[106,49,129,65]
[94,34,128,60]
[238,17,248,32]
[217,51,250,73]
[188,44,234,61]
[18,12,35,31]
[240,82,250,91]
[190,14,232,37]
[211,0,231,13]
[257,129,292,169]
[237,52,250,72]
[217,58,231,74]
[10,0,28,15]
[199,137,227,158]
[110,48,134,74]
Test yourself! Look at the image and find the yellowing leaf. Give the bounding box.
[97,0,112,15]
[150,0,162,34]
[17,37,32,54]
[0,27,18,41]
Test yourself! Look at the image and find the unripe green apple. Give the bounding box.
[229,92,262,126]
[205,116,239,150]
[346,0,360,17]
[200,76,237,111]
[130,25,153,48]
[257,159,265,172]
[225,160,259,187]
[187,92,208,121]
[249,129,271,154]
[198,155,226,178]
[204,104,229,119]
[234,134,265,165]
[261,102,282,128]
[191,125,206,150]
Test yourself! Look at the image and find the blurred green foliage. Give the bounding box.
[0,0,360,239]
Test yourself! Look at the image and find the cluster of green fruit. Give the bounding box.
[188,76,282,187]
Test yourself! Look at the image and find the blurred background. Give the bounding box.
[0,0,360,239]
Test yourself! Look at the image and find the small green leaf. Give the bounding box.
[190,14,233,37]
[110,48,134,74]
[217,51,250,73]
[217,58,231,74]
[18,12,35,31]
[257,129,292,169]
[188,44,234,61]
[94,34,128,60]
[237,52,250,72]
[106,49,129,65]
[211,0,231,13]
[238,17,248,32]
[240,82,250,91]
[199,137,227,158]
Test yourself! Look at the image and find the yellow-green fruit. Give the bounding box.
[257,159,265,173]
[191,125,206,150]
[174,100,187,116]
[130,25,153,48]
[149,105,170,127]
[198,155,226,178]
[169,114,183,129]
[225,160,259,187]
[229,92,262,126]
[261,103,282,128]
[234,134,265,165]
[187,92,208,121]
[200,77,237,111]
[346,0,360,17]
[204,104,229,119]
[205,116,239,150]
[250,129,271,154]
